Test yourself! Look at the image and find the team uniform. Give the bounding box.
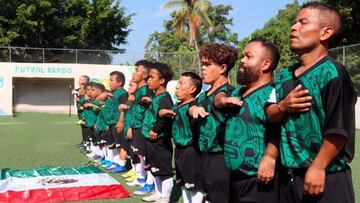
[275,56,356,203]
[195,83,233,203]
[76,95,86,145]
[141,91,173,179]
[172,101,203,191]
[122,101,133,158]
[102,88,128,149]
[224,83,279,203]
[130,85,154,156]
[82,98,98,146]
[94,100,108,146]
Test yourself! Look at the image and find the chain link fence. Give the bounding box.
[1,44,359,92]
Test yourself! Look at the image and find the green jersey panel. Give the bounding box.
[83,99,98,128]
[96,103,108,132]
[172,102,195,146]
[131,85,154,128]
[77,96,86,120]
[197,83,234,152]
[275,57,353,172]
[142,92,173,139]
[103,88,128,126]
[224,84,274,175]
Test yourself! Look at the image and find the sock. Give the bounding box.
[107,148,117,162]
[118,159,127,167]
[181,187,191,203]
[135,163,146,179]
[161,177,173,199]
[190,190,204,203]
[139,156,147,179]
[146,171,154,185]
[154,177,162,196]
[103,147,108,160]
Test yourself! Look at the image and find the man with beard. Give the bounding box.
[223,38,280,203]
[266,2,356,203]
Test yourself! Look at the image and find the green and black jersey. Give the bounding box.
[172,101,197,146]
[142,92,173,139]
[95,100,108,132]
[123,101,134,137]
[196,83,234,153]
[224,83,278,176]
[130,85,154,129]
[275,56,356,172]
[83,99,98,128]
[102,88,128,126]
[77,95,86,120]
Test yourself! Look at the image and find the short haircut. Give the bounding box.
[149,62,173,86]
[135,59,149,67]
[110,71,125,86]
[301,2,342,46]
[181,71,202,97]
[199,43,238,74]
[80,75,90,83]
[92,83,105,92]
[86,81,95,87]
[249,37,280,72]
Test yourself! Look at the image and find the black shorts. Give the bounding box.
[83,127,94,145]
[93,131,103,145]
[230,170,279,203]
[145,137,173,179]
[279,166,354,203]
[201,152,230,203]
[175,145,203,191]
[80,125,86,143]
[106,125,126,149]
[131,127,146,156]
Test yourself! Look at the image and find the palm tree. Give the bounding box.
[164,0,212,73]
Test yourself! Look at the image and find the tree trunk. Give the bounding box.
[194,39,201,74]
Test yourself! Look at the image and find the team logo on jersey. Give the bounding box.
[184,183,195,189]
[151,167,160,173]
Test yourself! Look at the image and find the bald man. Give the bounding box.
[266,2,355,203]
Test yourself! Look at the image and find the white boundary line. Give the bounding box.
[0,122,27,125]
[52,122,78,124]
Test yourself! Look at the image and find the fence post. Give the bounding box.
[75,49,78,64]
[42,48,45,63]
[9,47,12,62]
[342,46,345,66]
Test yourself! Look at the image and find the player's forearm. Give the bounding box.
[266,103,286,123]
[311,134,346,170]
[263,139,279,159]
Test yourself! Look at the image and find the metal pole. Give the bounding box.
[42,48,45,63]
[75,49,78,64]
[9,47,12,62]
[12,83,16,117]
[342,46,345,66]
[69,84,72,117]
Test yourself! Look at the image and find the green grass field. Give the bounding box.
[0,112,359,202]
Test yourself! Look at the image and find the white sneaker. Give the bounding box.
[86,152,95,158]
[155,197,170,203]
[126,179,145,187]
[142,193,160,202]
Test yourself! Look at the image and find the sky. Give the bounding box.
[119,0,305,52]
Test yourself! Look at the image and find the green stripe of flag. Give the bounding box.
[1,166,103,180]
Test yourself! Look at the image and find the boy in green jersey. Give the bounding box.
[76,83,87,147]
[159,71,204,203]
[189,43,238,203]
[141,62,174,203]
[223,38,281,203]
[266,2,356,203]
[127,60,156,195]
[99,71,129,173]
[81,82,96,153]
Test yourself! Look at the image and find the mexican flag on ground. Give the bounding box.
[0,165,130,203]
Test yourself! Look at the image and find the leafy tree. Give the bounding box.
[145,3,238,78]
[0,0,133,63]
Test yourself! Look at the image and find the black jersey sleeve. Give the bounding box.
[118,92,129,105]
[321,66,356,162]
[152,97,173,133]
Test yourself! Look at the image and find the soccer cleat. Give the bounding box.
[125,173,138,182]
[102,161,115,168]
[134,184,155,195]
[121,170,136,178]
[110,165,127,173]
[126,178,146,187]
[155,198,170,203]
[105,163,119,170]
[141,192,159,202]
